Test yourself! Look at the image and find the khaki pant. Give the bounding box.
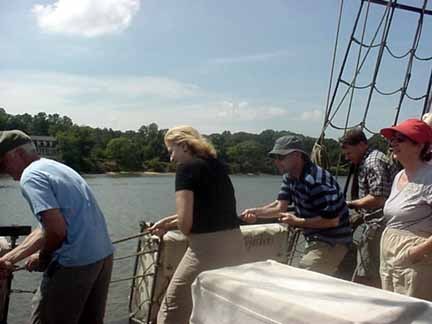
[299,240,348,276]
[30,254,113,324]
[380,227,432,301]
[157,228,247,324]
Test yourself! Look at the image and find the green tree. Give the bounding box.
[226,140,266,173]
[0,108,8,130]
[56,131,82,171]
[369,133,389,153]
[31,112,50,135]
[48,114,73,135]
[105,137,142,171]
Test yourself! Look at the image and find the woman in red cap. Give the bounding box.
[379,119,432,301]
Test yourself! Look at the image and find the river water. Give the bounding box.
[1,174,291,324]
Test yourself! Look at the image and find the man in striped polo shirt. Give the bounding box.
[241,135,352,276]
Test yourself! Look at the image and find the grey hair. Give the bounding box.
[10,142,37,156]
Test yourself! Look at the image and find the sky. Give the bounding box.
[1,0,432,138]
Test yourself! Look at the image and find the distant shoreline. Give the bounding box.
[81,171,274,177]
[82,171,175,177]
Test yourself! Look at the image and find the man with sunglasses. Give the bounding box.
[241,135,352,276]
[339,128,398,288]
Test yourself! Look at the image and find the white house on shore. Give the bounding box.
[31,135,60,159]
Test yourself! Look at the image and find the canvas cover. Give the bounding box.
[129,223,298,323]
[191,260,432,324]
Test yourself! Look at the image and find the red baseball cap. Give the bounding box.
[380,118,432,144]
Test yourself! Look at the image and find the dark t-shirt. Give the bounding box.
[175,157,240,233]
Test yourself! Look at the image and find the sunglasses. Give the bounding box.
[272,154,287,161]
[388,133,415,144]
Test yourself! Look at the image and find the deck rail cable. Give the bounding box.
[107,223,162,323]
[121,222,305,324]
[117,222,162,324]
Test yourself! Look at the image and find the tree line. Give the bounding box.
[0,109,388,174]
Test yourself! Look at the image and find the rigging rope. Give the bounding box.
[405,92,427,101]
[394,0,429,125]
[422,69,432,114]
[340,79,373,89]
[345,0,373,134]
[374,85,402,96]
[324,0,344,125]
[414,52,432,61]
[363,124,381,135]
[360,0,395,128]
[313,0,344,169]
[352,36,382,48]
[324,0,390,133]
[329,120,362,130]
[385,45,411,59]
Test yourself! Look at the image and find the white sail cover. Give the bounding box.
[191,260,432,324]
[129,224,298,323]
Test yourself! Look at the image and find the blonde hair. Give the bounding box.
[164,125,217,159]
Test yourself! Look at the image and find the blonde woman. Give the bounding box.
[150,126,246,324]
[379,119,432,300]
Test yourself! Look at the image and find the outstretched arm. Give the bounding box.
[1,227,44,264]
[240,200,289,223]
[347,194,386,210]
[0,227,44,279]
[279,213,340,229]
[149,214,179,237]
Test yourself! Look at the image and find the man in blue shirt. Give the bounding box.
[241,135,352,275]
[0,130,114,324]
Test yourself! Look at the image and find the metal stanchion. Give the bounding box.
[0,226,32,324]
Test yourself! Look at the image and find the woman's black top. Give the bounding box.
[175,157,240,234]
